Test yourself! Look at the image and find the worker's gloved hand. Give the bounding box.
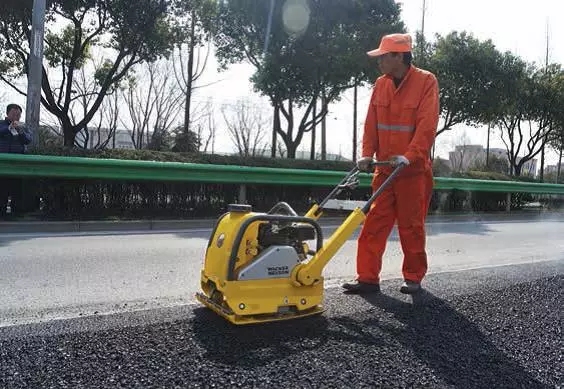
[356,157,374,172]
[390,155,410,167]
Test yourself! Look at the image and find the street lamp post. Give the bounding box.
[25,0,46,147]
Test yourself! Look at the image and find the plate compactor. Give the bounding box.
[195,160,405,325]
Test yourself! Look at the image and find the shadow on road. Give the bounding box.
[193,309,325,365]
[192,289,550,388]
[357,290,550,389]
[191,306,395,368]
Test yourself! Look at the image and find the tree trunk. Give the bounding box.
[64,128,76,147]
[183,12,196,133]
[271,105,279,158]
[540,145,545,182]
[486,123,491,167]
[513,163,522,177]
[353,82,358,162]
[557,145,562,183]
[286,142,297,159]
[321,95,326,160]
[310,97,316,160]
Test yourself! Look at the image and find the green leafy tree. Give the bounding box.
[417,31,505,137]
[0,0,180,146]
[432,157,451,177]
[147,127,174,151]
[211,0,404,158]
[546,80,564,182]
[171,126,201,152]
[496,60,562,176]
[473,154,509,175]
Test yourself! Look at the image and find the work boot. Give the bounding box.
[400,280,421,294]
[342,280,380,294]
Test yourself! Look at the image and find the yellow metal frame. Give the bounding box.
[293,206,367,286]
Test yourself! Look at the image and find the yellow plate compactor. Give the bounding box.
[195,160,405,325]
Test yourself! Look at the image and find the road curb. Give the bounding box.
[0,210,560,234]
[0,219,220,234]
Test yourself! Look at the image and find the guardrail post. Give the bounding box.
[238,184,247,204]
[506,192,511,212]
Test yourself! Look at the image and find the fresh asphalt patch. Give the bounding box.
[0,260,562,389]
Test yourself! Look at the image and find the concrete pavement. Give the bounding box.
[0,216,563,327]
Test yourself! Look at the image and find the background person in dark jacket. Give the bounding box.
[0,103,32,217]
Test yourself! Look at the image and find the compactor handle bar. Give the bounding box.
[361,161,405,214]
[368,160,394,167]
[317,160,405,213]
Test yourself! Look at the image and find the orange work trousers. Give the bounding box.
[356,168,434,284]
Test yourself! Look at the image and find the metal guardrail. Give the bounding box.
[0,153,563,195]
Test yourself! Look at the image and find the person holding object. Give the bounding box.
[342,33,439,295]
[0,103,32,217]
[0,103,31,153]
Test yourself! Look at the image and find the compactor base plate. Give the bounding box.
[195,292,325,325]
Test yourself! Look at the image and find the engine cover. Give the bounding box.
[236,245,301,281]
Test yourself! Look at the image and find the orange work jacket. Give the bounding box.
[362,65,439,177]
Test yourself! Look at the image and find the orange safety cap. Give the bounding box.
[367,33,412,57]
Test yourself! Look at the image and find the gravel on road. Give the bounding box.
[0,261,562,389]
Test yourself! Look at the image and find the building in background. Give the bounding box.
[448,145,485,172]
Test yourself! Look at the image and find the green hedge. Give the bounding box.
[30,146,358,171]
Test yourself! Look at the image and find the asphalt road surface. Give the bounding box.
[0,261,561,388]
[1,216,563,327]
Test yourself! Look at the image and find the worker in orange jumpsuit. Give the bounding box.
[342,33,439,295]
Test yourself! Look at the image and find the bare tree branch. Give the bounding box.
[121,59,184,149]
[221,98,270,157]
